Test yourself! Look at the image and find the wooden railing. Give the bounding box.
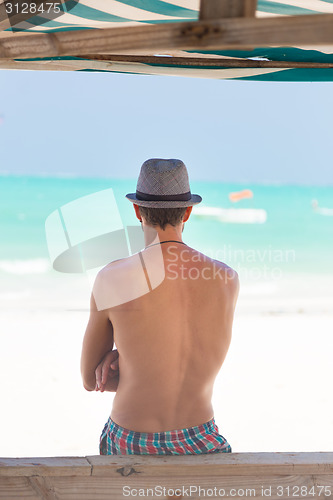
[1,453,332,499]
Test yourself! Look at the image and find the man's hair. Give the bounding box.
[138,206,187,230]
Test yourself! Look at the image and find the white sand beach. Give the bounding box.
[0,272,332,458]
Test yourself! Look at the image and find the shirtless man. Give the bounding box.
[80,159,239,455]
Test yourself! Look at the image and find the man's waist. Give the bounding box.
[111,397,214,433]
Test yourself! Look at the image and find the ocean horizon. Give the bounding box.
[2,171,333,187]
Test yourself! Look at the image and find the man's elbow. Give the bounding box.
[81,372,96,392]
[83,381,95,392]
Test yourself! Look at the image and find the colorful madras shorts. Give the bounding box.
[99,417,231,455]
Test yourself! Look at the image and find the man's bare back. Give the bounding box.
[97,242,239,432]
[81,158,240,450]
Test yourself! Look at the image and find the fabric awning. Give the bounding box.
[1,0,333,81]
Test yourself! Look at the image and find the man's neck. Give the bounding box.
[142,223,184,247]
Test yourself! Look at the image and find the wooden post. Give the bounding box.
[199,0,257,20]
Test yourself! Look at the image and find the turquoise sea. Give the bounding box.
[1,174,333,311]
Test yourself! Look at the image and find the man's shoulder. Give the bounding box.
[180,248,239,287]
[212,259,238,277]
[92,254,142,310]
[96,253,144,284]
[211,259,239,290]
[100,253,137,273]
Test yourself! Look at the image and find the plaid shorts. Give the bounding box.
[99,417,231,455]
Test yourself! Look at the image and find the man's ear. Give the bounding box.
[183,206,193,222]
[133,204,142,221]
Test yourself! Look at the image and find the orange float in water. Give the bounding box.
[229,189,253,202]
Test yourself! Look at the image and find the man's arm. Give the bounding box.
[216,264,240,351]
[95,349,119,392]
[225,267,240,342]
[229,268,240,310]
[80,289,114,392]
[99,372,120,392]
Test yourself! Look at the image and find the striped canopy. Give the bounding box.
[1,0,333,81]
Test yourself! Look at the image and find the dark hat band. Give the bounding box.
[136,190,192,202]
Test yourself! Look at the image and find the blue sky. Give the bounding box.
[0,69,332,185]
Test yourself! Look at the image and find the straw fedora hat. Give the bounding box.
[125,158,202,208]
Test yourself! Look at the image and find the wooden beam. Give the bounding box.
[1,14,333,60]
[0,453,333,500]
[1,55,333,74]
[79,54,333,69]
[0,456,92,477]
[199,0,257,20]
[1,452,333,476]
